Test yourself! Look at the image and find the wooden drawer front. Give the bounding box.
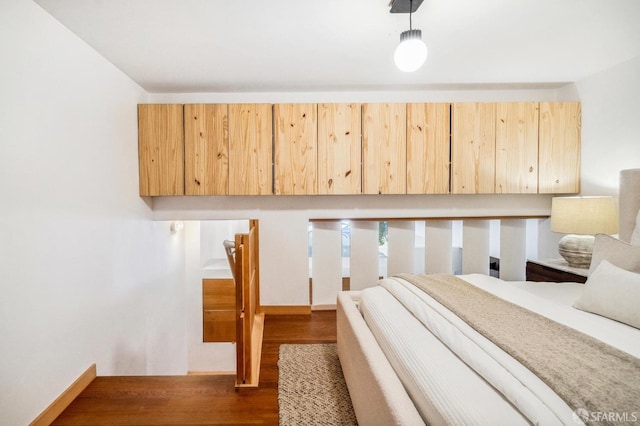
[203,278,235,342]
[203,278,235,310]
[525,262,587,283]
[203,310,235,342]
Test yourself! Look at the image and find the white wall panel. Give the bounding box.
[425,220,453,274]
[500,219,527,280]
[526,219,539,260]
[387,221,416,275]
[0,2,184,423]
[413,221,425,274]
[462,220,490,274]
[350,221,380,290]
[259,213,310,305]
[311,221,342,307]
[489,220,501,258]
[537,218,562,259]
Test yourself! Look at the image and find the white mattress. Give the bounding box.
[359,274,640,425]
[360,286,531,425]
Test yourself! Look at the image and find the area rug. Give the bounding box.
[278,343,357,425]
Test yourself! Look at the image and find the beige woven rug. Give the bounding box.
[278,343,357,425]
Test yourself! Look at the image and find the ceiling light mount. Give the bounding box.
[392,0,427,72]
[389,0,424,14]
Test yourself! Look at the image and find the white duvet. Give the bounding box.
[359,274,640,425]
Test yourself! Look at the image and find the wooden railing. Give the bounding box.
[309,216,548,307]
[233,219,264,388]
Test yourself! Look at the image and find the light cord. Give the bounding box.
[409,0,413,30]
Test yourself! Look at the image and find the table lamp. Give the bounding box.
[550,196,618,268]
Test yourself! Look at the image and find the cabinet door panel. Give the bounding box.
[138,104,184,196]
[451,103,496,194]
[495,102,539,194]
[317,103,362,194]
[274,104,317,195]
[203,311,235,342]
[538,102,581,194]
[407,103,450,194]
[201,270,239,343]
[362,103,406,194]
[229,104,273,195]
[184,104,228,195]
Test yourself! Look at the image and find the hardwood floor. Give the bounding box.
[52,311,336,425]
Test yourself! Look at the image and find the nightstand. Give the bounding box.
[526,259,589,283]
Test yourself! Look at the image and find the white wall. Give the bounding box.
[564,56,640,195]
[154,195,552,306]
[535,55,640,258]
[0,1,187,424]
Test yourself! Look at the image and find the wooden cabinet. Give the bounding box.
[138,104,184,196]
[451,103,496,194]
[274,104,318,195]
[317,103,362,194]
[202,278,235,342]
[138,101,581,197]
[538,102,581,194]
[495,102,539,194]
[184,104,229,195]
[228,104,273,195]
[407,103,450,194]
[362,103,407,194]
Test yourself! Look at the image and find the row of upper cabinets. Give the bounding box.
[138,102,580,196]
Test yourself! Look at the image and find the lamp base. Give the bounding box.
[558,234,595,269]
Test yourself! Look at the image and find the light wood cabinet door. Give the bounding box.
[184,104,229,195]
[407,103,450,194]
[495,102,539,193]
[138,104,184,196]
[202,278,235,342]
[362,103,407,194]
[228,104,273,195]
[274,104,317,195]
[451,103,496,194]
[538,102,581,194]
[317,103,362,194]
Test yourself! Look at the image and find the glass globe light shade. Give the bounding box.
[394,29,427,72]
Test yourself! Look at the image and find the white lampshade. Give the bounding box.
[394,29,427,72]
[550,196,618,268]
[551,196,618,235]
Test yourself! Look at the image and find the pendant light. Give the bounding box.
[394,0,427,72]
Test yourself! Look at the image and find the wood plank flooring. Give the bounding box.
[52,311,336,425]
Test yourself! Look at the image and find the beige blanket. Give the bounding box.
[398,273,640,425]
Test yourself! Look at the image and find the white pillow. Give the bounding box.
[574,260,640,329]
[588,234,640,275]
[631,209,640,246]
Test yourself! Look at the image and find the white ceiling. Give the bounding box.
[34,0,640,93]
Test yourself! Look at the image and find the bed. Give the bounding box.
[337,169,640,425]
